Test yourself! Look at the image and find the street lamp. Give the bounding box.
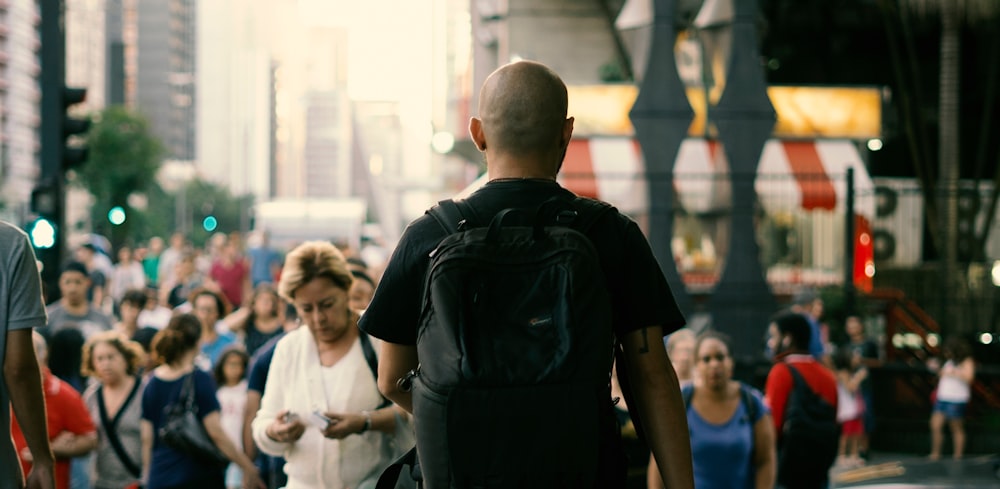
[157,160,198,234]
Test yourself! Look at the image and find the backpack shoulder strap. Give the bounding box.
[783,362,807,389]
[429,199,482,232]
[427,199,466,234]
[739,383,760,422]
[571,197,615,233]
[681,383,695,410]
[358,330,392,408]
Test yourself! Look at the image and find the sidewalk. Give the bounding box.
[831,452,999,488]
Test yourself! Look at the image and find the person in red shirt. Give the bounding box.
[764,313,838,431]
[12,332,98,489]
[764,311,838,489]
[210,242,250,309]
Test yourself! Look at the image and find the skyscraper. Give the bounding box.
[0,0,42,221]
[136,0,195,160]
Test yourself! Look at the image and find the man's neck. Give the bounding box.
[61,299,90,315]
[485,154,557,181]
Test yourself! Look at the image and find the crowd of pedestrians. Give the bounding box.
[2,60,982,489]
[3,224,398,489]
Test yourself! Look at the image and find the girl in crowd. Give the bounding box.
[110,246,148,309]
[215,348,251,489]
[651,331,776,489]
[928,336,976,460]
[834,348,867,467]
[223,284,285,357]
[190,287,237,370]
[140,313,263,489]
[82,331,147,489]
[251,241,406,489]
[348,270,376,313]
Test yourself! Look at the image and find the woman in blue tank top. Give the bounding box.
[685,332,776,489]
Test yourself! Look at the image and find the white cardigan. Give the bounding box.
[251,327,389,489]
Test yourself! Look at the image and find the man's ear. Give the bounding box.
[469,117,486,151]
[561,117,574,147]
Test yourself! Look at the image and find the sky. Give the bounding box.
[298,0,434,104]
[296,0,438,210]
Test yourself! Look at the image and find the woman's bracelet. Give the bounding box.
[358,411,372,434]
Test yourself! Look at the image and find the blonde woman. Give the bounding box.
[251,241,407,489]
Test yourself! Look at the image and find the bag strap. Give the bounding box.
[375,446,420,489]
[97,381,143,478]
[180,372,197,412]
[739,383,760,423]
[428,199,474,234]
[570,197,614,234]
[783,362,808,392]
[681,383,695,410]
[358,329,392,409]
[430,196,612,235]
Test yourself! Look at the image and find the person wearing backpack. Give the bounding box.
[764,312,839,489]
[650,331,775,489]
[360,60,694,489]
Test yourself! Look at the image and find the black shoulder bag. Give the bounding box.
[158,373,229,468]
[97,378,143,478]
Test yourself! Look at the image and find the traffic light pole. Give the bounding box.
[38,0,68,296]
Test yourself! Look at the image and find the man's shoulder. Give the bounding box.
[46,302,67,319]
[85,307,114,325]
[0,220,28,244]
[787,358,837,388]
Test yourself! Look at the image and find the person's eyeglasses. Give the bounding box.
[699,353,727,363]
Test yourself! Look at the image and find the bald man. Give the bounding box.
[361,61,694,489]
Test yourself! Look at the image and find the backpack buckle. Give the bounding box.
[554,210,577,225]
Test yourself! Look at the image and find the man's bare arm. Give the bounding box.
[377,341,418,413]
[4,328,55,474]
[620,326,694,489]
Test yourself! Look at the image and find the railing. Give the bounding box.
[868,287,941,364]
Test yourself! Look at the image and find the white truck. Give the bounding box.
[253,198,367,251]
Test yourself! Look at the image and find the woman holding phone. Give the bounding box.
[251,241,405,489]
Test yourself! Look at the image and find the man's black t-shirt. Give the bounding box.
[359,179,686,344]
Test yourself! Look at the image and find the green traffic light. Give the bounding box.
[108,206,126,225]
[203,216,218,232]
[30,218,57,249]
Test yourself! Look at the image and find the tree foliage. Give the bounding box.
[72,107,253,251]
[75,107,163,250]
[181,178,255,249]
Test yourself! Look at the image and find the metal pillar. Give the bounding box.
[705,0,777,361]
[629,0,694,319]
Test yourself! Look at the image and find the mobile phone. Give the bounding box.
[282,412,299,423]
[310,410,332,430]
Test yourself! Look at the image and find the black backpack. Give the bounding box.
[777,364,840,489]
[398,196,619,489]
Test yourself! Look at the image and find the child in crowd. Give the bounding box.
[834,348,867,467]
[928,337,976,460]
[215,347,251,489]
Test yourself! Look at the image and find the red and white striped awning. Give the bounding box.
[457,138,874,220]
[755,140,875,220]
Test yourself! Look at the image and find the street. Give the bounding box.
[832,453,1000,488]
